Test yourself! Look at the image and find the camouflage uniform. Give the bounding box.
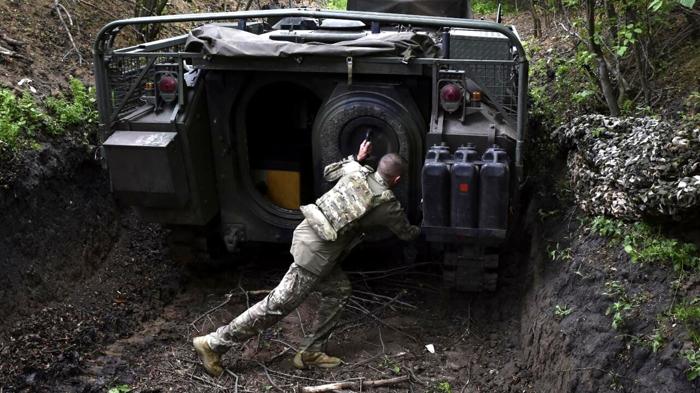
[206,156,419,354]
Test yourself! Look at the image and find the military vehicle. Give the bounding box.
[94,0,528,291]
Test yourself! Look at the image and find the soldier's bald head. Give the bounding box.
[377,153,407,184]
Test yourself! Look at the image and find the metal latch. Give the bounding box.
[346,56,353,85]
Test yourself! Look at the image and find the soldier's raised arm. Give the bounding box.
[322,140,373,182]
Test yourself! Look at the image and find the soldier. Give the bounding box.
[192,141,420,376]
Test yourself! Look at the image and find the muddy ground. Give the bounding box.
[1,140,699,393]
[0,140,533,392]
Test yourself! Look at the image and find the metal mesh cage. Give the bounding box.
[106,44,184,120]
[461,61,518,120]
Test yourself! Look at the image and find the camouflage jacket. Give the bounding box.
[300,156,419,242]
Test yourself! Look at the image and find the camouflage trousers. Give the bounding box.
[206,263,352,354]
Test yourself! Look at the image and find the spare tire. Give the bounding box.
[312,84,424,217]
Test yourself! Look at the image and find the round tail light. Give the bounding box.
[440,83,463,113]
[158,75,178,94]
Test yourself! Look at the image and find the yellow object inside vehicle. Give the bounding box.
[263,170,300,209]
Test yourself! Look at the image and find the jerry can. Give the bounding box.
[422,145,451,226]
[478,145,509,230]
[451,144,479,228]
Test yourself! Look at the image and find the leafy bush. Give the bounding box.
[46,78,98,132]
[0,90,54,151]
[673,300,700,346]
[590,216,625,239]
[682,348,700,381]
[622,223,700,272]
[589,216,700,273]
[527,43,603,130]
[0,78,96,155]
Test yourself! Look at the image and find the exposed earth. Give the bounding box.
[1,139,698,393]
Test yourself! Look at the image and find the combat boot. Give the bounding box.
[293,351,343,369]
[192,336,223,377]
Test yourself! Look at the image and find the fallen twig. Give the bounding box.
[353,289,416,309]
[378,327,385,354]
[269,338,298,352]
[346,262,437,276]
[53,0,83,65]
[191,293,234,326]
[299,375,410,392]
[75,0,145,41]
[346,299,420,343]
[296,309,306,336]
[225,368,239,393]
[0,32,24,47]
[258,362,286,393]
[0,45,29,61]
[269,346,291,362]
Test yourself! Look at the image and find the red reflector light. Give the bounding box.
[459,183,469,193]
[440,83,462,102]
[158,75,177,94]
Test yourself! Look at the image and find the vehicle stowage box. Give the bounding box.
[103,131,189,208]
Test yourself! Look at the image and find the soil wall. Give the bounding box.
[517,199,698,392]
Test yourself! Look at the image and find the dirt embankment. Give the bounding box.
[0,141,183,391]
[520,204,699,393]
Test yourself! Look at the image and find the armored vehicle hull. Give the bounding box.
[95,8,528,291]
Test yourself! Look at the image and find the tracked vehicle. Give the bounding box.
[94,1,528,291]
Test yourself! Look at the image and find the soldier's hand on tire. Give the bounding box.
[357,140,372,162]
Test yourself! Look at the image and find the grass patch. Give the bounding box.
[673,299,700,346]
[589,216,700,273]
[682,348,700,381]
[0,78,96,156]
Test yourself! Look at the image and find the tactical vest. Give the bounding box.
[300,169,395,241]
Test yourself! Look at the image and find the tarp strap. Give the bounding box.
[346,56,353,86]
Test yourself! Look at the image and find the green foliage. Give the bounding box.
[650,0,696,11]
[615,24,643,57]
[435,381,453,393]
[472,0,512,15]
[603,280,645,331]
[325,0,347,10]
[548,243,573,262]
[590,216,625,238]
[381,355,402,374]
[527,43,603,129]
[682,348,700,381]
[622,223,700,272]
[529,0,697,118]
[589,217,700,273]
[650,328,664,353]
[0,78,96,155]
[554,304,573,318]
[45,78,98,132]
[607,299,633,330]
[0,90,54,151]
[108,385,131,393]
[673,299,700,346]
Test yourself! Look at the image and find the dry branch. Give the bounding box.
[191,288,270,326]
[0,45,28,61]
[346,299,420,343]
[0,32,25,47]
[191,293,234,325]
[299,375,410,392]
[53,0,83,65]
